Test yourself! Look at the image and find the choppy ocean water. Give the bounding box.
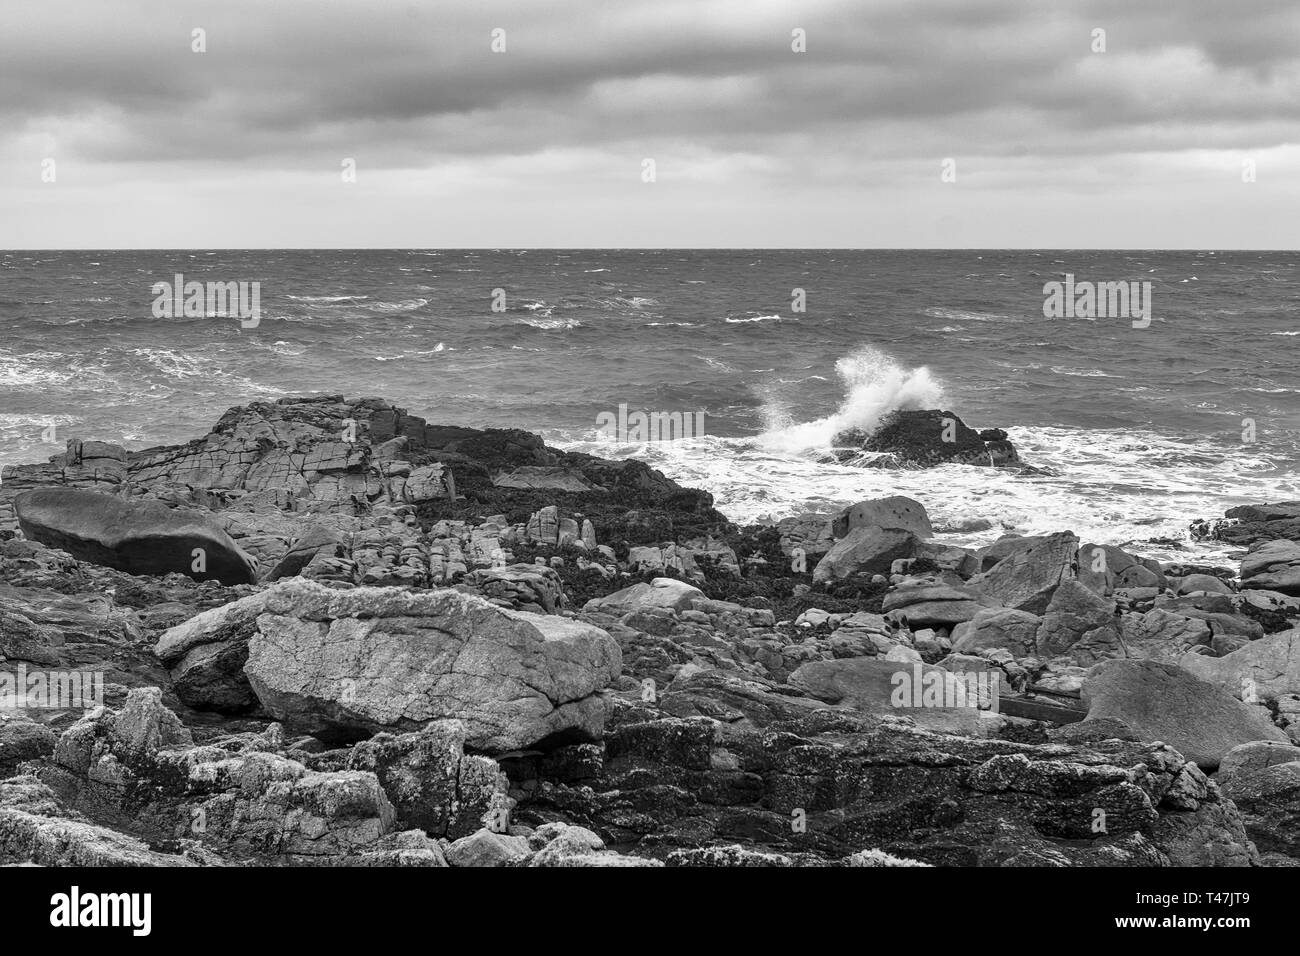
[2,249,1297,563]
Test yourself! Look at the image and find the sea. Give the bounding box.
[2,249,1297,564]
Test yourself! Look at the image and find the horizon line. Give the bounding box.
[4,247,1296,253]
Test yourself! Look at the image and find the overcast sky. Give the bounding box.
[2,0,1297,248]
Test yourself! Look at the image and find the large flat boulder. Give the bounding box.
[1081,659,1287,769]
[813,526,920,583]
[967,531,1078,614]
[242,579,622,751]
[830,496,932,540]
[1240,539,1300,596]
[15,487,256,585]
[583,578,706,617]
[1179,629,1300,703]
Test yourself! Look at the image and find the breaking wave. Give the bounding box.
[758,345,946,453]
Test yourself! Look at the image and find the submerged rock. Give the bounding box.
[1195,502,1300,548]
[833,409,1020,468]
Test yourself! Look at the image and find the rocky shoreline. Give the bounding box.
[0,395,1297,867]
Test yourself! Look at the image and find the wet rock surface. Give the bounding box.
[833,410,1023,469]
[0,397,1294,866]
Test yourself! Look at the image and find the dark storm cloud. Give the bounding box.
[2,0,1297,248]
[4,0,1298,166]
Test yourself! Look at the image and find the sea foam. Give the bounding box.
[757,345,946,453]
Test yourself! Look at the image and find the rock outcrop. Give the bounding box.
[0,396,721,591]
[514,701,1255,866]
[833,410,1021,468]
[0,398,1294,868]
[1194,502,1300,548]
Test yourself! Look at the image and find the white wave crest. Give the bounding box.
[517,316,582,330]
[359,298,428,313]
[758,345,946,453]
[726,313,785,324]
[285,295,369,303]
